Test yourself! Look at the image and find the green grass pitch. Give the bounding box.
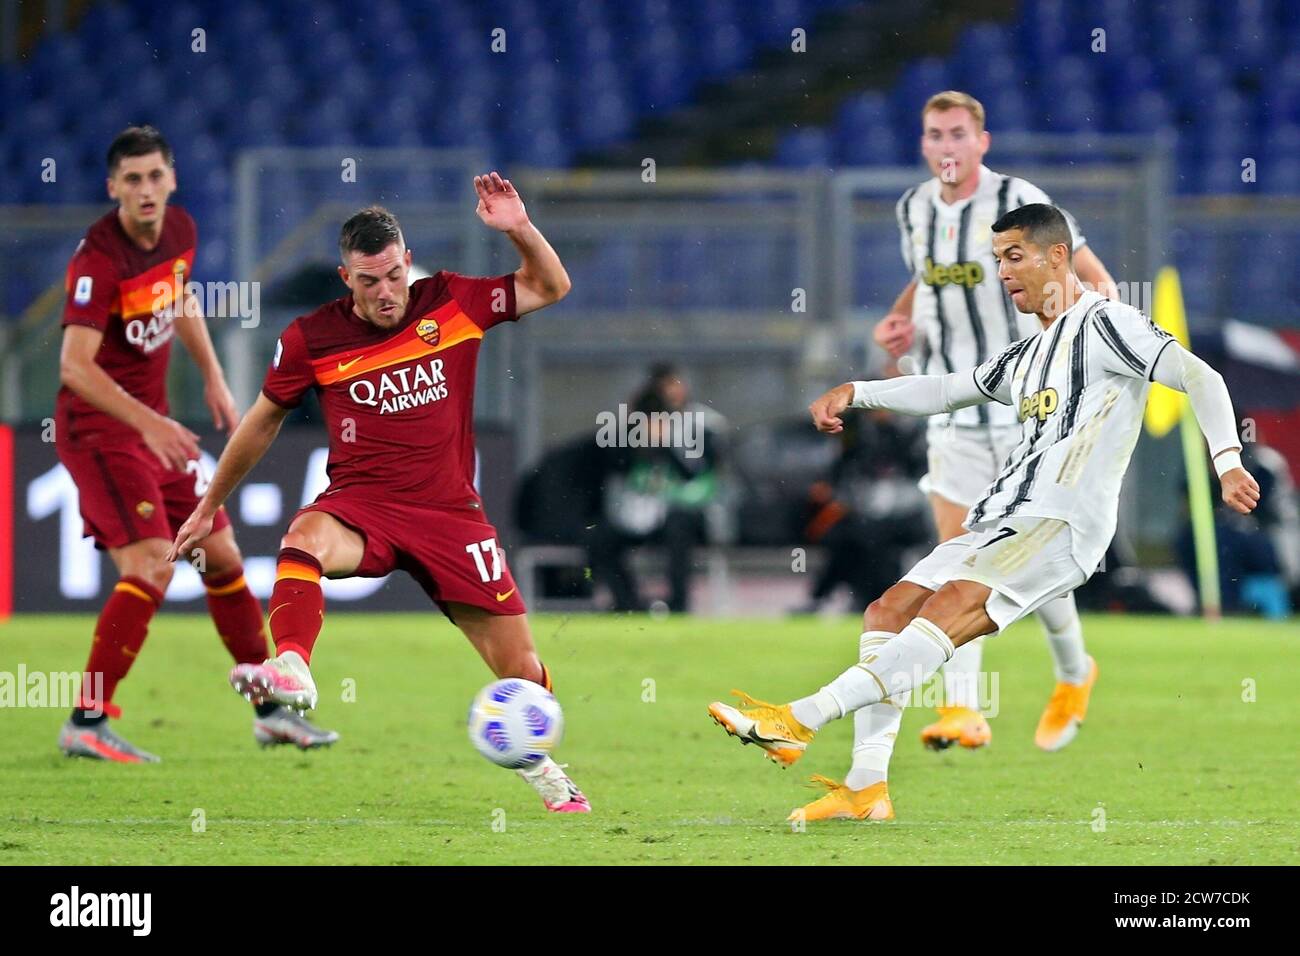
[1,612,1296,864]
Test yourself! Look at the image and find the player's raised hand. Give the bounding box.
[809,383,856,434]
[167,507,215,562]
[140,414,201,472]
[205,376,241,433]
[874,312,915,358]
[474,172,529,232]
[1220,466,1261,514]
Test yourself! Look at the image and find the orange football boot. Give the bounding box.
[789,775,894,822]
[920,705,991,750]
[1035,656,1099,751]
[708,690,815,767]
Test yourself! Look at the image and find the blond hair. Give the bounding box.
[922,91,986,131]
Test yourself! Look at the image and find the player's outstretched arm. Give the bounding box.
[472,171,571,315]
[1150,342,1261,514]
[60,324,200,471]
[174,290,240,432]
[166,393,290,560]
[809,368,990,434]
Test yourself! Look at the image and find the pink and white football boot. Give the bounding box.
[518,758,591,813]
[230,650,318,711]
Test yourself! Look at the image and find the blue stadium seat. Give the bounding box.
[1261,152,1300,193]
[1015,0,1070,67]
[773,127,832,168]
[836,123,903,166]
[1040,90,1105,133]
[1112,89,1175,134]
[1200,154,1251,194]
[956,55,1023,106]
[836,91,891,133]
[893,58,952,121]
[981,89,1034,134]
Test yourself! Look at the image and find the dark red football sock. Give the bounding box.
[204,565,269,665]
[77,576,164,713]
[268,548,325,663]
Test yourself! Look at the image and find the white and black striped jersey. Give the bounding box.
[897,165,1087,428]
[963,290,1175,575]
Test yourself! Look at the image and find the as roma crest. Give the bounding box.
[416,317,440,346]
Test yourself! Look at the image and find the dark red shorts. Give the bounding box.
[58,439,230,550]
[296,493,527,616]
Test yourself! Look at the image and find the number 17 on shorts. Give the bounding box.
[465,537,504,583]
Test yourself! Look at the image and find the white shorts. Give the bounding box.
[900,516,1088,633]
[920,423,1021,507]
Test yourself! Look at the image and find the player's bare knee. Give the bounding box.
[136,558,174,594]
[280,526,327,565]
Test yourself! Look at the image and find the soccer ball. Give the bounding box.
[467,678,564,769]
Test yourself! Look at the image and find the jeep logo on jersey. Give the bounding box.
[922,257,985,289]
[415,318,440,346]
[1020,387,1059,422]
[348,357,448,414]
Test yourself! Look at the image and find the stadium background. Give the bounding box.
[2,0,1298,620]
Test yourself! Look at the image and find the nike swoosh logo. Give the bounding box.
[337,356,364,372]
[267,604,289,626]
[495,588,516,602]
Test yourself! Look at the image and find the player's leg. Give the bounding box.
[448,603,547,686]
[734,518,1081,756]
[447,602,590,813]
[1032,591,1098,751]
[920,491,992,750]
[197,525,339,748]
[54,440,181,761]
[229,510,367,711]
[192,526,267,669]
[712,574,935,780]
[790,583,930,821]
[60,536,173,763]
[711,576,991,777]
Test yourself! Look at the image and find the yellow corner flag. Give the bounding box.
[1144,266,1191,437]
[1145,266,1220,617]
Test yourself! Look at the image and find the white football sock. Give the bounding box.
[790,619,954,731]
[846,632,904,790]
[941,636,983,709]
[1036,592,1089,684]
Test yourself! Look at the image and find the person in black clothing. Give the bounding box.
[586,364,725,612]
[797,408,930,612]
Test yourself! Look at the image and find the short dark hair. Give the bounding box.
[339,206,404,260]
[648,362,680,385]
[991,203,1073,259]
[107,126,173,174]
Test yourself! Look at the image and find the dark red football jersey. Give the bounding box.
[262,272,518,508]
[57,206,197,443]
